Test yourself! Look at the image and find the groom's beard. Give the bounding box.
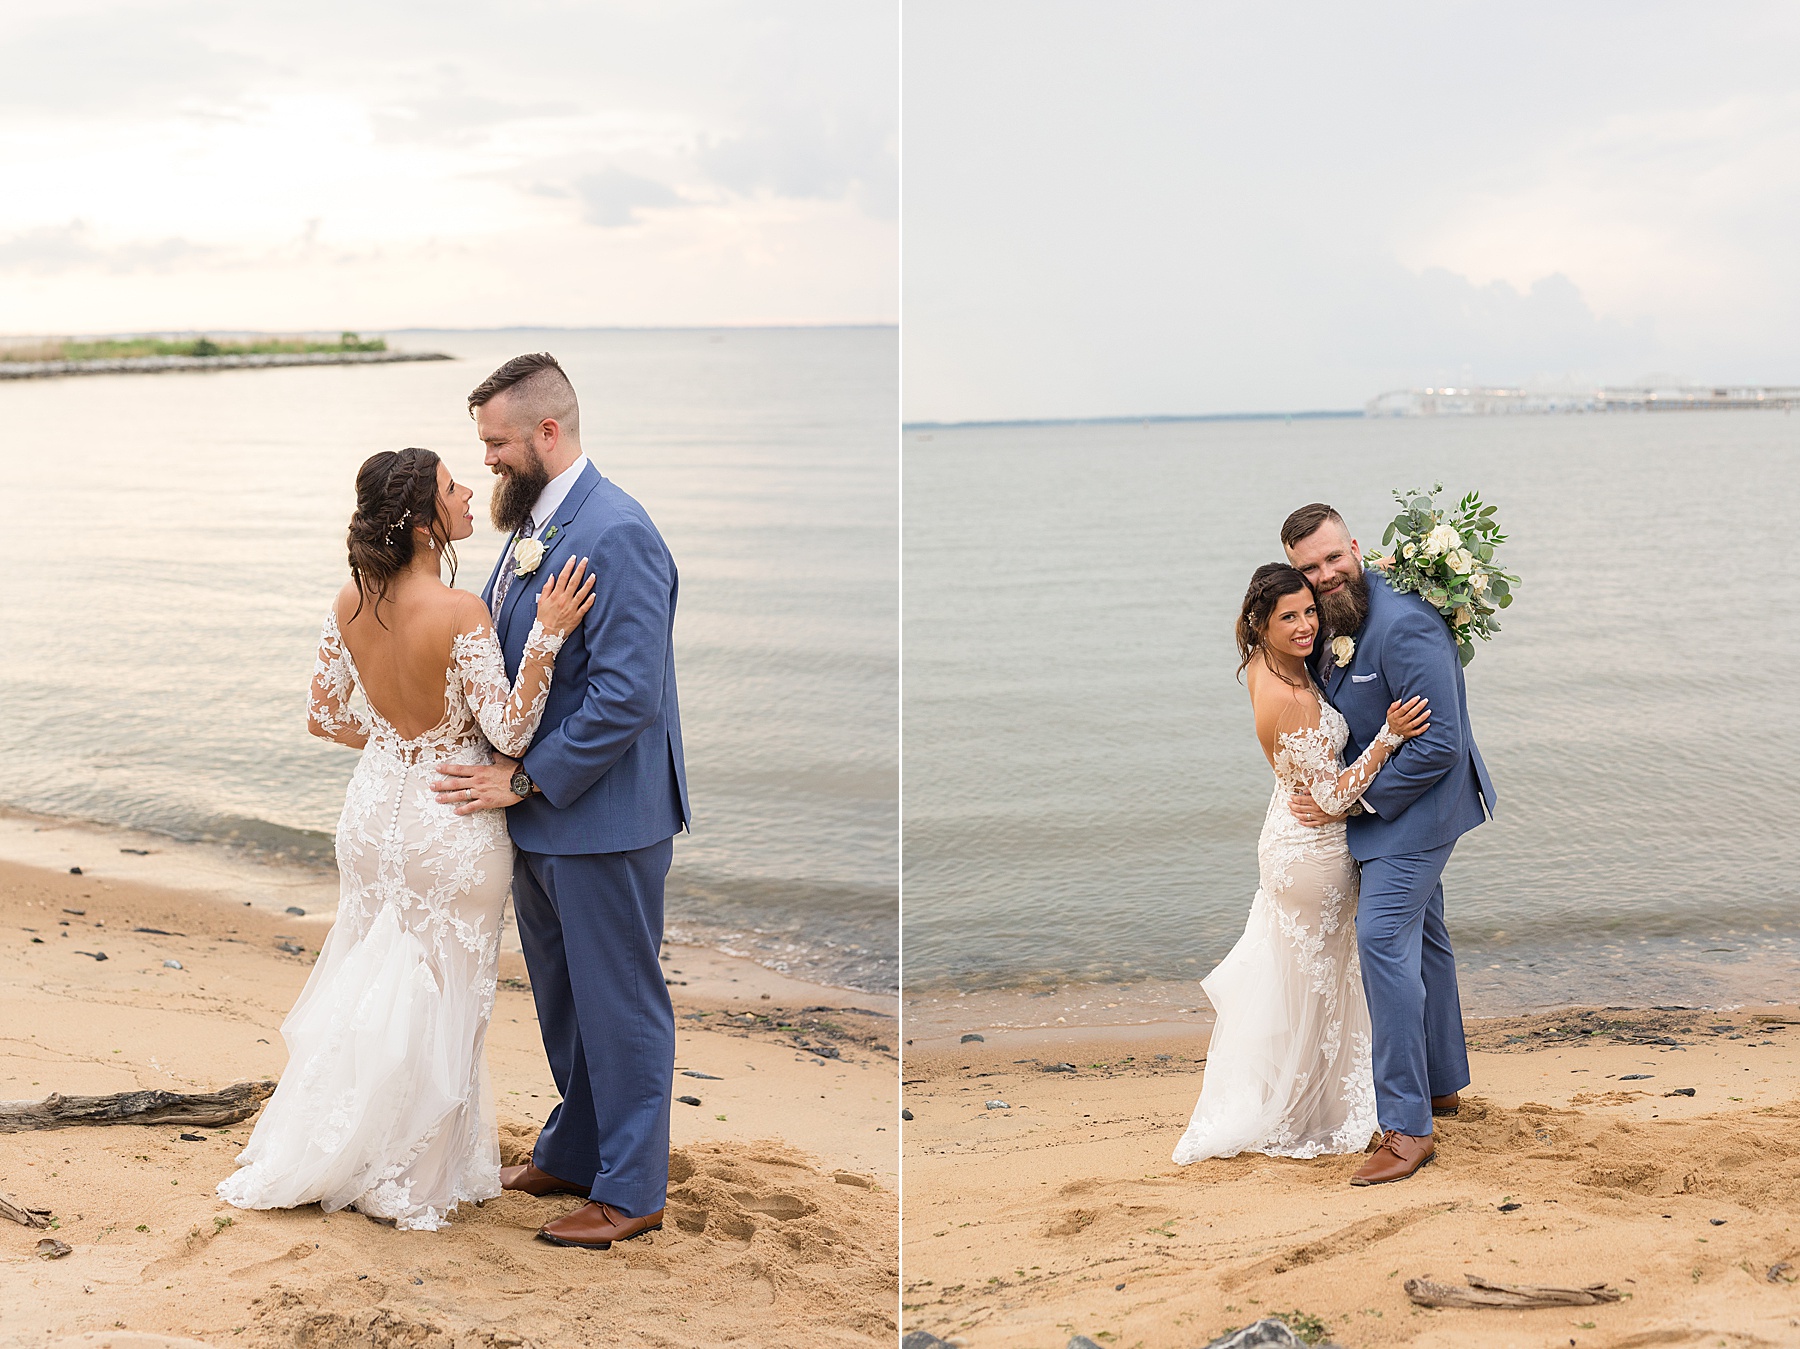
[489,455,550,532]
[1318,568,1371,637]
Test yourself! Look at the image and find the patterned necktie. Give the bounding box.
[488,515,535,622]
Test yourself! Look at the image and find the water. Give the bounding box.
[903,411,1800,1012]
[0,326,897,991]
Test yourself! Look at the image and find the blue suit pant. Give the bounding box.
[1356,841,1470,1137]
[512,839,675,1218]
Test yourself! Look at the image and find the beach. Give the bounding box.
[902,1006,1800,1348]
[0,838,898,1349]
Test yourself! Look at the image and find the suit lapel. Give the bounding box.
[498,463,604,644]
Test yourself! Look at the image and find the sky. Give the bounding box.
[903,0,1800,422]
[0,0,896,335]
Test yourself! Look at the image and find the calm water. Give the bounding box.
[0,327,897,991]
[903,412,1800,1010]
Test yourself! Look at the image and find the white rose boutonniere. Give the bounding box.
[512,535,546,577]
[1330,635,1355,668]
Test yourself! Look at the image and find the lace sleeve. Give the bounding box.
[1274,716,1402,816]
[453,619,566,758]
[307,612,369,748]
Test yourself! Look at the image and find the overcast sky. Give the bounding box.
[0,1,895,335]
[903,1,1800,422]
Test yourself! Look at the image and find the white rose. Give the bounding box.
[512,536,546,577]
[1445,548,1473,575]
[1423,523,1461,559]
[1402,541,1417,560]
[1330,635,1355,668]
[1469,571,1489,594]
[1452,605,1472,627]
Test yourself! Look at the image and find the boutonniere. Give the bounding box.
[512,536,546,577]
[1330,635,1355,668]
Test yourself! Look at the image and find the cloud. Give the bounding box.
[0,8,264,115]
[0,222,219,275]
[699,109,896,217]
[371,92,581,145]
[572,169,685,228]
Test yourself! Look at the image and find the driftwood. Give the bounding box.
[1404,1274,1622,1309]
[0,1081,275,1134]
[0,1191,53,1228]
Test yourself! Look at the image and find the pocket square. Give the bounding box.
[1351,673,1378,683]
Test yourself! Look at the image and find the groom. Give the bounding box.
[434,352,690,1247]
[1281,503,1494,1185]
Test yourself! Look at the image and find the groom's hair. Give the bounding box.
[1280,502,1346,548]
[467,352,581,439]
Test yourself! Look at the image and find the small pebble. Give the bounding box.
[179,1133,205,1142]
[164,959,183,970]
[1619,1074,1652,1081]
[285,906,306,917]
[676,1095,702,1106]
[901,1108,914,1121]
[68,867,82,876]
[1114,1282,1126,1290]
[1710,1218,1726,1226]
[681,1070,722,1080]
[1498,1202,1522,1212]
[984,1100,1010,1110]
[960,1033,985,1043]
[1042,1062,1077,1073]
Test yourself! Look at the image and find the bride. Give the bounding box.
[218,447,593,1230]
[1173,564,1427,1163]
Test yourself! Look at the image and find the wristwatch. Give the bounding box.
[509,767,537,798]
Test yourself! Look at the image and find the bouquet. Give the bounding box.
[1366,484,1517,667]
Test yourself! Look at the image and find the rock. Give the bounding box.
[74,951,107,961]
[960,1033,985,1043]
[1665,1087,1696,1097]
[275,942,305,955]
[677,1095,702,1106]
[1043,1062,1077,1073]
[68,867,82,876]
[1199,1320,1306,1348]
[285,906,306,917]
[163,960,183,970]
[902,1334,956,1349]
[36,1237,72,1258]
[901,1108,914,1121]
[1069,1338,1107,1349]
[120,847,151,855]
[1618,1073,1652,1081]
[1498,1202,1522,1212]
[1710,1217,1726,1225]
[984,1100,1010,1110]
[681,1070,723,1080]
[178,1132,205,1142]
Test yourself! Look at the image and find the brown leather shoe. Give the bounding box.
[1431,1092,1462,1117]
[499,1163,589,1198]
[1350,1129,1435,1186]
[537,1201,664,1250]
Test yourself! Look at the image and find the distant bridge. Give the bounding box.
[1367,385,1800,416]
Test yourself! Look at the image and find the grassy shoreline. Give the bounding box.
[0,331,388,362]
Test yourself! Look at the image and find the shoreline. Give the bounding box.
[0,804,896,997]
[903,939,1800,1052]
[0,350,452,380]
[902,1003,1800,1348]
[0,853,898,1347]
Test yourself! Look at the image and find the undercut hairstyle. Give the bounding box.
[467,352,581,439]
[1280,502,1347,549]
[346,448,457,625]
[1236,563,1317,682]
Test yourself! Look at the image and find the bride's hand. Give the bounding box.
[1385,695,1430,739]
[535,556,596,636]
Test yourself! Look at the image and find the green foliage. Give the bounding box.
[1367,482,1519,666]
[1270,1309,1331,1344]
[1,332,388,362]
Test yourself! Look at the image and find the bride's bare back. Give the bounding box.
[334,577,486,740]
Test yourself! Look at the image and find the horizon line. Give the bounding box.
[0,321,898,341]
[904,408,1363,431]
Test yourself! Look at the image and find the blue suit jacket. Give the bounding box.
[1315,570,1494,862]
[483,462,691,856]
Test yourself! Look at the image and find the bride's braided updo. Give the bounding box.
[346,447,458,623]
[1236,562,1316,681]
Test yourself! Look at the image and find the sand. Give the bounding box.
[0,853,898,1349]
[902,1005,1800,1348]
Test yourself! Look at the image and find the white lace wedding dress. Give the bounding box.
[1172,692,1383,1163]
[217,610,562,1230]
